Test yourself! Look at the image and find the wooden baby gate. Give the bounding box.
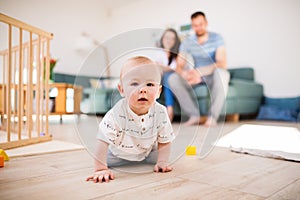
[0,13,53,149]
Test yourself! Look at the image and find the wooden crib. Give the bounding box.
[0,13,53,149]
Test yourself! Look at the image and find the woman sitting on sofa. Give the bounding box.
[155,28,181,121]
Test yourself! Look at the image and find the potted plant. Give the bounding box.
[44,57,57,82]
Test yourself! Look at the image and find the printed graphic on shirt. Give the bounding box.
[97,99,174,161]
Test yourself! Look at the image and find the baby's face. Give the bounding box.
[118,64,162,115]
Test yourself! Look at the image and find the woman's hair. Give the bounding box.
[159,28,181,65]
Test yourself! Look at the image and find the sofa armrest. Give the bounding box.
[228,67,254,81]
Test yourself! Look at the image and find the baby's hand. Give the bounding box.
[86,169,114,183]
[154,162,173,173]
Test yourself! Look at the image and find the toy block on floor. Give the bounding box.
[0,155,4,167]
[0,149,9,161]
[186,146,197,155]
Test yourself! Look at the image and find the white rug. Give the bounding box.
[6,140,85,158]
[215,124,300,162]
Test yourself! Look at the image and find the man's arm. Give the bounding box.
[215,46,227,69]
[196,46,227,76]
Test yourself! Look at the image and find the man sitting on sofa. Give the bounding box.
[168,11,230,126]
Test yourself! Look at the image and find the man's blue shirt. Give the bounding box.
[180,32,224,68]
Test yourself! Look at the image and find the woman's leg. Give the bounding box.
[163,72,175,121]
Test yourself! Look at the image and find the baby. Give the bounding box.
[86,56,175,183]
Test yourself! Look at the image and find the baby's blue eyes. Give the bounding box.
[146,83,155,87]
[129,82,156,87]
[130,82,139,86]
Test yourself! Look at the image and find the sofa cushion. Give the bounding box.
[226,86,238,98]
[236,98,262,114]
[194,84,237,99]
[230,79,263,98]
[193,84,209,98]
[264,97,300,110]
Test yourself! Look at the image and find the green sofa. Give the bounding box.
[54,67,263,119]
[224,68,264,115]
[188,67,263,116]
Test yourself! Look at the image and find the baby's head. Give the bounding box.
[118,56,162,115]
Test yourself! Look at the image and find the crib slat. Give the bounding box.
[13,50,17,133]
[36,36,41,136]
[40,41,45,134]
[1,55,6,129]
[18,28,23,140]
[26,45,30,137]
[45,39,50,136]
[7,24,12,142]
[28,32,34,138]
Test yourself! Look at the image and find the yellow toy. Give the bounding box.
[0,149,9,161]
[0,155,4,167]
[186,146,197,155]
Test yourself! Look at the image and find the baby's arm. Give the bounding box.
[86,139,114,183]
[154,142,173,173]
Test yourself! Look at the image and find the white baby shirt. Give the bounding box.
[97,99,175,161]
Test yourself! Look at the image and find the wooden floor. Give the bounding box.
[1,115,300,200]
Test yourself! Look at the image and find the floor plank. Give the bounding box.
[0,116,299,200]
[1,167,176,200]
[236,161,300,197]
[178,153,300,198]
[100,177,264,200]
[0,150,93,184]
[266,179,300,200]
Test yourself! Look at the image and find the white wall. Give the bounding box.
[1,0,299,97]
[0,0,111,75]
[107,0,300,98]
